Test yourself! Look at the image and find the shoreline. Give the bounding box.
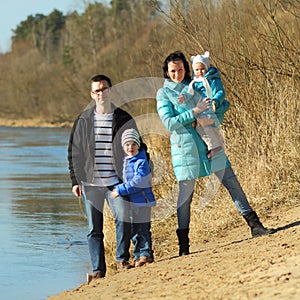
[0,118,72,128]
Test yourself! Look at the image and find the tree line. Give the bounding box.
[0,0,298,121]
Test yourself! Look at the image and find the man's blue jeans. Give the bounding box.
[177,167,253,229]
[82,184,132,274]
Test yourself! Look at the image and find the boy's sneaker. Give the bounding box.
[135,257,154,267]
[86,271,105,283]
[207,146,222,159]
[116,261,133,271]
[129,260,138,268]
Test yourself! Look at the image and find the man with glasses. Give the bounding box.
[68,74,149,282]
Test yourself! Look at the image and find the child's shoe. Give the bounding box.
[135,256,154,267]
[129,260,138,268]
[116,261,133,271]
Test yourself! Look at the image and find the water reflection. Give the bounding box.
[0,127,90,300]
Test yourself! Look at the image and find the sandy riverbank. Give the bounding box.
[48,204,300,300]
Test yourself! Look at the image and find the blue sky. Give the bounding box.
[0,0,85,53]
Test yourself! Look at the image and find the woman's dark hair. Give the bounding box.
[162,50,191,81]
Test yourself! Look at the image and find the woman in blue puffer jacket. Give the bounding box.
[111,128,155,267]
[156,50,275,256]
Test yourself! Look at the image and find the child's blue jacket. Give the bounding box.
[116,148,156,207]
[191,66,230,123]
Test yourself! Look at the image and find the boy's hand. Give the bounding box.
[110,189,119,199]
[178,94,185,104]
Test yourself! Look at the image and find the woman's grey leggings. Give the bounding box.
[177,167,253,229]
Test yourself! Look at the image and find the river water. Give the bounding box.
[0,127,90,300]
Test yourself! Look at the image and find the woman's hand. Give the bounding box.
[110,189,119,199]
[211,99,216,112]
[192,98,211,115]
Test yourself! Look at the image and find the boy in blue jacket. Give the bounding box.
[110,128,155,267]
[179,51,229,158]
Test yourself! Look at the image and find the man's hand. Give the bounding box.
[72,185,82,197]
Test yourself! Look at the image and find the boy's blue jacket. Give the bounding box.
[116,148,156,208]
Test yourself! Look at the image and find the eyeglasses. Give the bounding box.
[91,87,110,95]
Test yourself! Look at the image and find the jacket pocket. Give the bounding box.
[170,132,182,149]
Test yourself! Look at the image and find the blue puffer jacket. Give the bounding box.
[191,67,230,124]
[156,79,231,181]
[116,149,156,208]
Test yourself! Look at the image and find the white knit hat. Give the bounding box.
[190,51,210,71]
[121,128,140,147]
